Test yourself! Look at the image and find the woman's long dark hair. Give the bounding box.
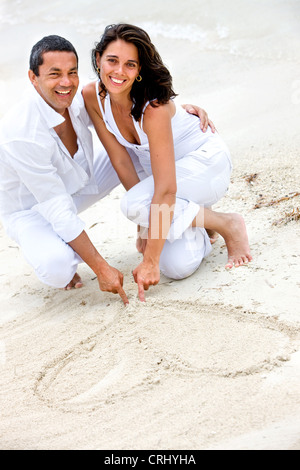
[92,23,177,121]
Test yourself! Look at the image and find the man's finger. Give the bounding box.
[117,286,129,305]
[209,119,216,133]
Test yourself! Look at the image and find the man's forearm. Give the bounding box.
[68,230,108,276]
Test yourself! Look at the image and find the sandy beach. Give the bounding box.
[0,0,300,450]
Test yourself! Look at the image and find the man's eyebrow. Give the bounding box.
[48,66,78,72]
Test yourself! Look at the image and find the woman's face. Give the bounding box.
[97,39,141,96]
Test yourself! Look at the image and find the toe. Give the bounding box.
[225,259,234,269]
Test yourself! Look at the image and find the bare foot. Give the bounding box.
[219,214,253,268]
[64,273,83,290]
[206,229,219,245]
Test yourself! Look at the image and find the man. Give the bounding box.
[0,35,213,305]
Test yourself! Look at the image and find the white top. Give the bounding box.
[0,87,99,243]
[96,81,229,176]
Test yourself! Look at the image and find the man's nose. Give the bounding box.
[60,75,72,86]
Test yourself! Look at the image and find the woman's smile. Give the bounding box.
[109,76,126,86]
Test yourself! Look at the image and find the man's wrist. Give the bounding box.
[92,257,109,278]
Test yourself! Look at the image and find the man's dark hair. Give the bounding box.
[29,35,79,76]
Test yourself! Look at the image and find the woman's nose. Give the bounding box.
[115,63,125,75]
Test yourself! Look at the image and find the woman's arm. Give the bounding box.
[133,101,177,301]
[82,84,140,191]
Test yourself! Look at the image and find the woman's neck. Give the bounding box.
[109,92,133,115]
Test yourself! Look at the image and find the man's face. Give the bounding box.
[28,51,79,115]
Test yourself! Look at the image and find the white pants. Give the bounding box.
[11,149,122,288]
[121,146,232,280]
[11,144,231,286]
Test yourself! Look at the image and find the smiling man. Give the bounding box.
[0,35,130,304]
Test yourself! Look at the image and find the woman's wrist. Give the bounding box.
[143,246,161,266]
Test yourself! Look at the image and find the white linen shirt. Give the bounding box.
[0,87,98,243]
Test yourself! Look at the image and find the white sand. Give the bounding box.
[0,0,300,450]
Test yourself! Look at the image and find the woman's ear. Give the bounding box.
[95,51,101,68]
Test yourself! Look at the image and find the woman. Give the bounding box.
[82,24,252,302]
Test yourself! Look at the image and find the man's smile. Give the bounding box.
[55,90,72,95]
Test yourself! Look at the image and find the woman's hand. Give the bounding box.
[182,104,216,133]
[132,260,160,302]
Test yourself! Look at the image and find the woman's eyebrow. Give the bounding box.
[106,54,138,64]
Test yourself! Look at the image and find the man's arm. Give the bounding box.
[181,104,216,133]
[6,140,129,304]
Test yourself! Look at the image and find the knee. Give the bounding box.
[159,229,211,280]
[35,246,77,288]
[159,242,203,280]
[160,256,201,280]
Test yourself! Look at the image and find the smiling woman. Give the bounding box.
[91,24,176,121]
[82,24,252,302]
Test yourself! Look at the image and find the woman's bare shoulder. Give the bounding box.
[82,81,97,102]
[143,100,175,120]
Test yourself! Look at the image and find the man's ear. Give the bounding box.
[28,69,37,86]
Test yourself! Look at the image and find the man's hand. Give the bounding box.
[97,262,129,305]
[68,231,129,305]
[182,104,216,133]
[132,261,160,302]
